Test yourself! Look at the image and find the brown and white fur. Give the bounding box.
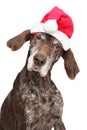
[0,30,79,130]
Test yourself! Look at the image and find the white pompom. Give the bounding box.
[43,20,58,33]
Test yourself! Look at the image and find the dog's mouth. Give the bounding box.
[28,67,45,77]
[28,65,40,73]
[27,66,46,77]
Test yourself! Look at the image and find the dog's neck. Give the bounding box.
[20,63,52,87]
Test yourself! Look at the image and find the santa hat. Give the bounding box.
[30,6,74,50]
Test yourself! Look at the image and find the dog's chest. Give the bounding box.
[19,82,63,129]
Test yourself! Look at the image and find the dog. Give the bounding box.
[0,30,79,130]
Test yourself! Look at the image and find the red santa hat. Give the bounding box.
[30,6,74,50]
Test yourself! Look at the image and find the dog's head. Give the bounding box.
[27,32,63,77]
[7,30,79,79]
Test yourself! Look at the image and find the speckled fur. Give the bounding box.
[0,65,65,130]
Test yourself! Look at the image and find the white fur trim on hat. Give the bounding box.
[52,30,71,51]
[30,21,70,51]
[44,20,58,33]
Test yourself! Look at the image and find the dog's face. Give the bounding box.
[27,32,63,77]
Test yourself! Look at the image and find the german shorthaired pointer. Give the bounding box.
[0,30,79,130]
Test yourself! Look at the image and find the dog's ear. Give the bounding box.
[62,49,79,80]
[7,30,32,51]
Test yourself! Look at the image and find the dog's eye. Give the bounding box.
[36,34,41,39]
[55,44,60,49]
[54,44,61,50]
[53,41,62,51]
[53,39,62,50]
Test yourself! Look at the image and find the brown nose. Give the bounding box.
[34,54,46,66]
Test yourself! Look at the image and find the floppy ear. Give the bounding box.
[62,49,79,80]
[7,30,31,51]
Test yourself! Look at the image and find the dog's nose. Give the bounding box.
[34,54,46,66]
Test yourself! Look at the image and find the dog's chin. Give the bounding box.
[39,72,47,77]
[28,67,47,77]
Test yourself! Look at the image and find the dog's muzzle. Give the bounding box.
[27,45,53,77]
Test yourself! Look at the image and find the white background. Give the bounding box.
[0,0,87,130]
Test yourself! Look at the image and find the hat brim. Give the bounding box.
[30,23,71,51]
